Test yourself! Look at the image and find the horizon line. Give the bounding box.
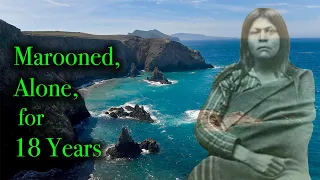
[21,30,320,39]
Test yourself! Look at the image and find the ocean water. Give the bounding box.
[77,39,320,180]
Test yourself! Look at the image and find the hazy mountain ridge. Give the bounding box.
[171,33,238,41]
[128,29,180,42]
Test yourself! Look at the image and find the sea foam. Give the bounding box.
[175,110,200,125]
[77,78,113,90]
[298,52,315,54]
[143,79,178,86]
[213,65,225,69]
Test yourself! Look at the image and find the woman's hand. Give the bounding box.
[232,144,286,177]
[246,152,286,177]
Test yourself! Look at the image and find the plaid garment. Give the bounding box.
[190,69,315,180]
[194,69,261,159]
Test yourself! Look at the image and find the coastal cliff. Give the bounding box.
[22,31,212,84]
[0,20,91,179]
[0,19,212,179]
[121,36,212,72]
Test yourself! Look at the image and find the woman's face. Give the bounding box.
[248,18,280,60]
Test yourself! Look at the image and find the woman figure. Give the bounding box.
[189,8,315,180]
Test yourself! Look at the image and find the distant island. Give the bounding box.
[171,33,238,41]
[127,30,239,41]
[128,29,180,42]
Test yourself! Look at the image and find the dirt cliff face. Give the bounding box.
[0,19,212,179]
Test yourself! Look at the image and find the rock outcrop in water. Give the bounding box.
[106,105,155,123]
[106,128,160,159]
[0,19,209,179]
[106,128,142,158]
[139,138,160,153]
[127,63,140,78]
[147,67,172,84]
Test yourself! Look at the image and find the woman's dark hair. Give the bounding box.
[213,8,299,87]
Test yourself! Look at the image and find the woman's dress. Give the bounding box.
[189,66,316,180]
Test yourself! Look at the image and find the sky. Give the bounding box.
[1,0,320,38]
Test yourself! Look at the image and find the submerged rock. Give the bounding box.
[139,138,160,153]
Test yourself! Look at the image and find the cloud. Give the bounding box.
[226,6,251,12]
[88,16,244,37]
[1,0,319,38]
[195,4,251,12]
[148,0,168,4]
[0,5,26,13]
[43,0,70,7]
[152,9,171,12]
[256,3,320,9]
[256,3,288,6]
[275,9,288,14]
[304,5,320,8]
[192,0,207,3]
[286,18,320,37]
[215,5,251,12]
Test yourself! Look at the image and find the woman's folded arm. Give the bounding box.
[194,73,241,159]
[194,109,241,160]
[194,107,287,177]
